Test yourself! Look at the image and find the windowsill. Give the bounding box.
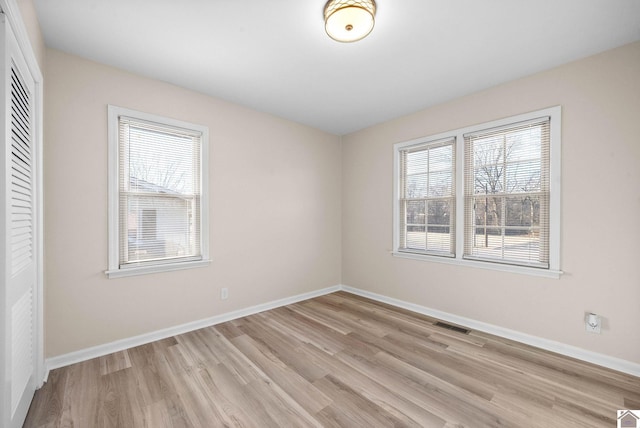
[391,251,562,279]
[105,259,211,279]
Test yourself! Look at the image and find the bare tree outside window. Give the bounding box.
[465,120,549,266]
[128,126,194,194]
[400,139,455,256]
[393,108,558,273]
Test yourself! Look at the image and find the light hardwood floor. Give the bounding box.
[24,291,640,427]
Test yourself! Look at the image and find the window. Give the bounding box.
[464,118,549,267]
[106,106,209,278]
[398,138,455,257]
[393,107,561,277]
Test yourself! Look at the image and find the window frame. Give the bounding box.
[397,137,456,258]
[393,106,562,278]
[106,105,210,278]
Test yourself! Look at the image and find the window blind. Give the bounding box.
[398,138,455,256]
[118,117,202,267]
[463,117,550,267]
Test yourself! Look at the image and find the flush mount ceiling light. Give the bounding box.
[324,0,377,43]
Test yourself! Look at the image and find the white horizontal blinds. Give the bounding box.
[464,117,550,267]
[399,138,456,256]
[118,117,202,267]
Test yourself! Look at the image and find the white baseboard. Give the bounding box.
[341,285,640,378]
[45,283,640,381]
[45,285,341,377]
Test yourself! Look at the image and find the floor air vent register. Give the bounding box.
[434,321,471,335]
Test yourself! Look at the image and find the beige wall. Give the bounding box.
[44,49,342,357]
[40,34,640,366]
[342,42,640,364]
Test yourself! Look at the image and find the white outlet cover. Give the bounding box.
[585,314,601,334]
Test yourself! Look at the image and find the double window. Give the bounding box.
[107,106,209,278]
[394,107,561,277]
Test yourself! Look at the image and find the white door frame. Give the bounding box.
[0,0,44,388]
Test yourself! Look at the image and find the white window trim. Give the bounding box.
[105,105,210,278]
[393,106,562,278]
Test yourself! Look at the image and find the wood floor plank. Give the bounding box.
[24,292,640,428]
[446,340,628,415]
[62,359,101,427]
[196,364,259,427]
[298,341,448,426]
[288,302,354,335]
[198,362,275,427]
[22,368,65,428]
[236,316,330,382]
[99,350,132,376]
[312,374,422,428]
[172,368,234,428]
[336,347,508,428]
[264,307,349,355]
[230,334,332,414]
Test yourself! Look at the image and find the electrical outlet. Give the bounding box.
[221,288,229,300]
[585,313,601,334]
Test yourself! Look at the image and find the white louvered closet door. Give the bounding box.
[0,13,37,428]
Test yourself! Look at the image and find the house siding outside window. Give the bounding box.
[106,106,210,278]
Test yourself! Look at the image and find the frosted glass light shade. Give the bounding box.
[324,0,376,43]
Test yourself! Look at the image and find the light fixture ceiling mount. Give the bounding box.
[324,0,377,43]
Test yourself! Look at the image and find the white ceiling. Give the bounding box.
[33,0,640,135]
